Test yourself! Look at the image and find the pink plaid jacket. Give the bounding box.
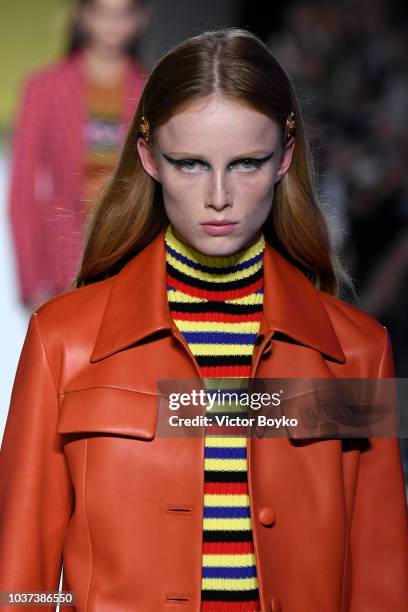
[8,50,147,305]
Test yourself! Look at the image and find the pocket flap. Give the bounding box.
[58,387,158,440]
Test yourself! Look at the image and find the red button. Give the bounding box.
[270,595,282,612]
[258,507,276,526]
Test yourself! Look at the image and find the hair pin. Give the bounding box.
[286,111,296,139]
[140,115,150,142]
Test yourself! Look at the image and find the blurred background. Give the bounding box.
[0,0,407,491]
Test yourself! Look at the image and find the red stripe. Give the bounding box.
[204,481,249,495]
[168,274,263,300]
[201,600,260,611]
[202,540,255,555]
[171,311,263,323]
[200,365,252,378]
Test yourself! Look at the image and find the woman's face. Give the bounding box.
[137,97,295,256]
[79,0,149,53]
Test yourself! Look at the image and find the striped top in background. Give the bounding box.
[165,224,265,611]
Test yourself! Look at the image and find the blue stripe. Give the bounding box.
[165,241,263,274]
[204,506,251,519]
[182,331,257,344]
[205,446,247,459]
[202,565,257,579]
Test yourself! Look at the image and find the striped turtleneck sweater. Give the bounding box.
[165,224,265,612]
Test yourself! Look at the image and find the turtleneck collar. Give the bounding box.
[164,224,265,275]
[164,224,266,302]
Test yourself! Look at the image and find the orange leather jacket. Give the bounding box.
[1,227,408,611]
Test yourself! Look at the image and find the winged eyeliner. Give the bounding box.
[161,151,275,167]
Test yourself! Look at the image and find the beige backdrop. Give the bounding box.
[0,1,69,131]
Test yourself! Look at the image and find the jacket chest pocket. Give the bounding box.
[57,387,158,441]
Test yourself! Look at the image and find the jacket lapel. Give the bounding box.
[261,242,345,362]
[90,227,345,364]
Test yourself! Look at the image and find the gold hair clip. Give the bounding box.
[286,111,296,139]
[140,115,150,142]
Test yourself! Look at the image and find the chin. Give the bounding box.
[195,235,248,257]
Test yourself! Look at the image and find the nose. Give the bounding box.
[206,169,232,210]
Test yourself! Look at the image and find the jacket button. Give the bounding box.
[258,507,276,526]
[270,595,282,611]
[254,333,265,346]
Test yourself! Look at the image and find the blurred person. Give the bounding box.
[8,0,151,313]
[1,27,407,612]
[265,0,408,494]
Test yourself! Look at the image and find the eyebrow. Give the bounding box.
[161,151,275,164]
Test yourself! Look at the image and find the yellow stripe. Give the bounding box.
[203,517,252,531]
[204,436,247,447]
[202,553,256,567]
[186,343,254,356]
[169,288,263,305]
[168,292,264,305]
[204,494,250,507]
[173,320,261,333]
[205,458,247,471]
[167,289,205,303]
[226,293,264,305]
[207,403,248,415]
[167,251,262,283]
[202,577,259,590]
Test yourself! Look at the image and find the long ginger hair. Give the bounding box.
[73,27,353,297]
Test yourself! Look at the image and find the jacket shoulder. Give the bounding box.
[318,290,389,362]
[23,60,65,85]
[34,277,114,346]
[19,55,75,89]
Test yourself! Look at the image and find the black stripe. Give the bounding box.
[203,529,254,543]
[202,589,259,601]
[167,262,263,291]
[204,470,248,483]
[197,355,252,367]
[168,301,263,315]
[206,410,250,419]
[166,249,263,275]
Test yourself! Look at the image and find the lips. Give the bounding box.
[201,221,237,226]
[201,221,238,236]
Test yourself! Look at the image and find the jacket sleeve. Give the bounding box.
[348,327,408,611]
[8,73,48,306]
[0,313,74,611]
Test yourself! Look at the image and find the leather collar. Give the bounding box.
[90,228,345,364]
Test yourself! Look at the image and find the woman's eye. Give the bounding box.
[234,159,262,172]
[176,160,207,173]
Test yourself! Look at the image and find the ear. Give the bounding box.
[275,137,296,183]
[137,137,160,182]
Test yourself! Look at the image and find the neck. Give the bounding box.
[83,46,127,85]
